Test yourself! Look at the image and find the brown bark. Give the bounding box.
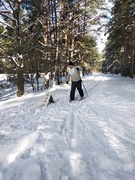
[13,0,24,96]
[17,68,24,96]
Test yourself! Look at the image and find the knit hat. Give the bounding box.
[68,61,74,66]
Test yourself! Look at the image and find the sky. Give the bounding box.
[0,73,135,180]
[96,0,113,53]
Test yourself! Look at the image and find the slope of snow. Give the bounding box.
[0,73,135,180]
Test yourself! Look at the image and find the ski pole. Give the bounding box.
[82,81,88,97]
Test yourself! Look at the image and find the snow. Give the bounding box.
[0,74,7,81]
[0,73,135,180]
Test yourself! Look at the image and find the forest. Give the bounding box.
[0,0,135,96]
[103,0,135,78]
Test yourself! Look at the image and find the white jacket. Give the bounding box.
[67,66,82,82]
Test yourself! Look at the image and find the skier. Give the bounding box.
[66,61,84,102]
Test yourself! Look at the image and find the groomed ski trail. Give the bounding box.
[0,74,135,180]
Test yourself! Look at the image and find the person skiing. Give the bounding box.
[66,61,84,102]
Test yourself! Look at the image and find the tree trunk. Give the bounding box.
[54,0,62,85]
[13,0,24,96]
[17,68,24,96]
[130,27,135,78]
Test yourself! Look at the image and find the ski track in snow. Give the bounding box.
[0,74,135,180]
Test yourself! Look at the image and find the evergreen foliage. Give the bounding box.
[0,0,108,95]
[104,0,135,78]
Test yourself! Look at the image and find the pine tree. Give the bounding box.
[104,0,135,77]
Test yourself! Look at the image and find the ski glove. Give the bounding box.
[66,81,68,84]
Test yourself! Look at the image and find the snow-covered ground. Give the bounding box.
[0,73,135,180]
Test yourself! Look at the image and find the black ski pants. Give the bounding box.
[70,80,84,100]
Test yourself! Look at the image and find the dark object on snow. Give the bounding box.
[41,93,54,107]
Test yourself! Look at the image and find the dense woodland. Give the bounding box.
[0,0,134,96]
[103,0,135,78]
